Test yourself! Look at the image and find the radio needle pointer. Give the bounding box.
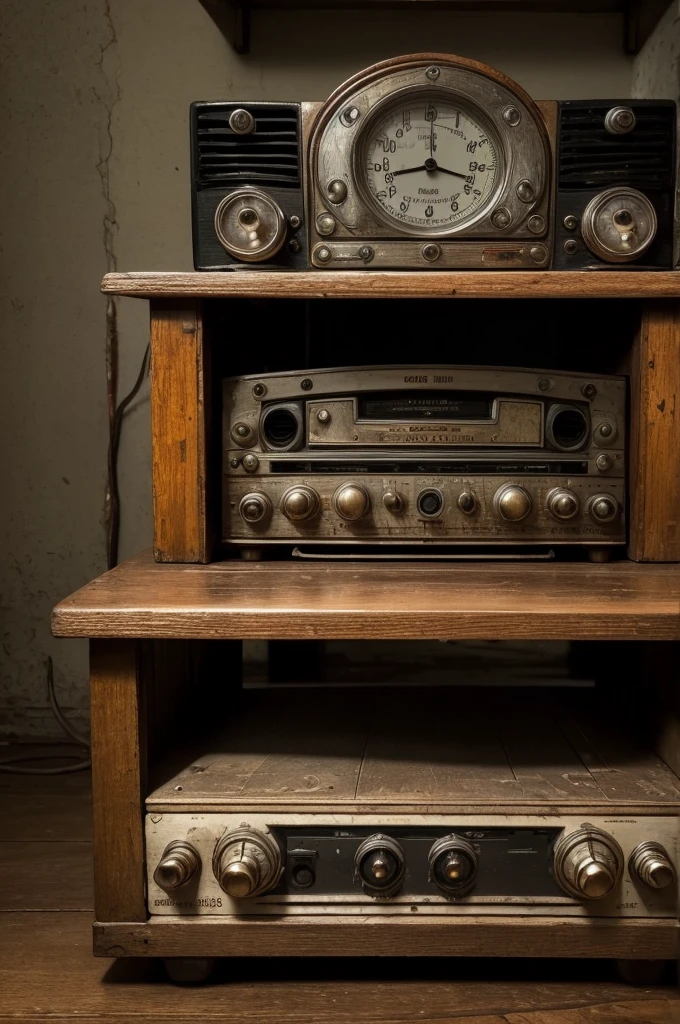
[392,159,467,179]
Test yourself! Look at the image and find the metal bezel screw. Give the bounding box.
[252,383,267,398]
[502,105,521,127]
[582,383,597,399]
[422,243,441,262]
[358,245,374,263]
[425,66,440,81]
[301,378,313,392]
[537,377,552,392]
[315,245,332,264]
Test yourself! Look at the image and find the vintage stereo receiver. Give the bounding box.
[191,53,676,271]
[223,365,626,558]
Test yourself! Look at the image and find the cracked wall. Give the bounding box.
[1,0,635,737]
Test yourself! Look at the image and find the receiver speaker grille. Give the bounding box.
[194,103,300,190]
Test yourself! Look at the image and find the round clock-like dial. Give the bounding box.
[362,96,501,232]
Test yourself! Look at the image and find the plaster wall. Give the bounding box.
[1,0,634,736]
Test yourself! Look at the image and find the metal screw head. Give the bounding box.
[528,215,545,235]
[300,378,313,392]
[252,382,267,398]
[421,243,441,262]
[564,238,579,255]
[235,423,250,438]
[316,409,330,423]
[502,105,521,127]
[242,453,260,473]
[315,245,332,264]
[289,214,301,229]
[529,245,547,264]
[563,214,578,231]
[288,238,302,254]
[598,422,613,437]
[596,454,613,472]
[516,179,535,203]
[230,458,240,469]
[425,66,440,80]
[358,245,374,263]
[491,207,512,229]
[340,106,361,127]
[229,108,255,135]
[316,213,337,237]
[327,179,348,205]
[582,383,597,399]
[537,377,551,392]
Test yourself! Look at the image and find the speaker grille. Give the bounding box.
[194,103,300,189]
[558,101,675,192]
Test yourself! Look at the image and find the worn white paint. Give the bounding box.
[632,1,680,98]
[0,1,638,736]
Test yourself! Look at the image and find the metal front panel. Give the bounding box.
[146,812,678,918]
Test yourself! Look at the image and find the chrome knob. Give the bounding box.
[383,490,405,514]
[604,105,636,135]
[281,485,320,522]
[581,187,656,263]
[588,493,619,524]
[238,492,272,524]
[429,835,478,894]
[213,827,282,899]
[354,834,405,897]
[553,825,623,900]
[333,482,370,521]
[457,491,477,515]
[494,484,532,522]
[630,842,676,890]
[153,840,200,890]
[546,487,580,521]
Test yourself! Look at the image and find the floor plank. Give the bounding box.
[0,841,93,911]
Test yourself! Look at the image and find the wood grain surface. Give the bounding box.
[101,271,680,300]
[628,301,680,561]
[52,550,680,640]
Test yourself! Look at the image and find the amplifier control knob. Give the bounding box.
[153,841,200,890]
[281,485,320,522]
[457,491,477,515]
[354,834,405,897]
[238,492,272,525]
[547,487,580,521]
[429,835,478,894]
[494,484,532,522]
[587,494,619,524]
[383,490,406,514]
[213,827,282,899]
[214,188,287,262]
[581,187,656,263]
[629,842,676,890]
[553,825,623,900]
[333,482,370,521]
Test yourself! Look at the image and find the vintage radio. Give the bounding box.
[191,53,676,271]
[223,365,626,559]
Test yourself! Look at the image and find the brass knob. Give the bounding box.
[494,484,532,522]
[383,490,405,514]
[588,494,619,524]
[153,841,200,890]
[546,487,580,521]
[238,492,272,524]
[553,825,623,900]
[333,482,370,521]
[354,834,405,897]
[630,842,676,890]
[428,834,478,894]
[213,827,282,899]
[281,485,320,522]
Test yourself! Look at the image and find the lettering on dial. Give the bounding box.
[363,99,499,230]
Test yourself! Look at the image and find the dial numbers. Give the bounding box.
[363,101,499,231]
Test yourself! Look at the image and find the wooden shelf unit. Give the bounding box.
[196,0,672,55]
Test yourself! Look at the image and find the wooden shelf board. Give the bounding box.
[52,550,680,640]
[102,270,680,300]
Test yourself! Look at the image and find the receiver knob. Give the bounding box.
[494,484,532,522]
[581,187,656,263]
[429,835,478,894]
[546,487,580,521]
[587,494,619,524]
[553,825,623,900]
[354,834,405,897]
[333,482,370,521]
[213,827,282,899]
[629,842,676,890]
[238,492,272,524]
[383,490,406,514]
[457,491,477,515]
[153,840,200,890]
[214,188,287,262]
[281,485,320,522]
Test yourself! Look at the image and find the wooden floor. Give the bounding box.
[1,745,679,1024]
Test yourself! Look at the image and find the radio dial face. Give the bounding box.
[361,95,501,232]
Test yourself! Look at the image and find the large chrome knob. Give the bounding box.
[581,187,656,263]
[354,834,405,897]
[214,188,287,262]
[429,835,478,894]
[153,840,200,890]
[553,825,623,900]
[630,842,676,890]
[494,484,532,522]
[333,482,370,521]
[238,492,272,525]
[213,827,282,899]
[546,487,580,521]
[587,493,619,524]
[281,485,320,522]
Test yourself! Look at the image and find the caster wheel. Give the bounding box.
[163,957,216,985]
[615,959,669,986]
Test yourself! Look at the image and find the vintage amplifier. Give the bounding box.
[191,53,676,271]
[222,365,626,560]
